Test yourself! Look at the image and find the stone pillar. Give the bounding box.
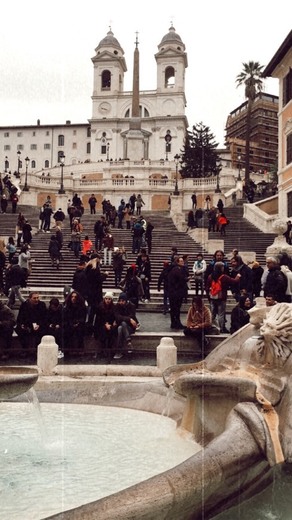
[265,218,292,258]
[37,335,58,375]
[55,193,69,213]
[157,337,177,371]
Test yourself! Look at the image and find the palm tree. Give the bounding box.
[236,61,264,183]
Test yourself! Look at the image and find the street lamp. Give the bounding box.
[17,150,21,176]
[4,156,9,173]
[237,154,241,181]
[58,153,66,194]
[215,157,222,193]
[23,156,30,191]
[173,154,180,195]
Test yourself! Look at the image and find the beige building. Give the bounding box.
[263,30,292,218]
[225,92,279,174]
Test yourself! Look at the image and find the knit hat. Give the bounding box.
[104,292,114,299]
[118,292,127,301]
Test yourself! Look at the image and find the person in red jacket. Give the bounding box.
[206,261,241,333]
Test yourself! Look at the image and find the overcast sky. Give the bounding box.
[1,0,291,147]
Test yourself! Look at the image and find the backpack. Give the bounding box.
[209,275,224,299]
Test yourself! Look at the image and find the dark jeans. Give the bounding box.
[117,321,135,349]
[0,325,14,350]
[169,295,183,328]
[114,269,123,287]
[15,326,44,350]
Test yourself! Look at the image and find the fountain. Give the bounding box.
[0,366,38,401]
[2,301,292,519]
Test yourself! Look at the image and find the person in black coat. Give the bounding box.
[263,257,288,303]
[168,256,188,329]
[85,254,108,327]
[217,198,224,213]
[230,296,253,334]
[47,297,63,349]
[145,221,154,254]
[114,292,138,358]
[250,261,264,298]
[63,291,87,351]
[186,210,196,230]
[5,260,26,307]
[157,261,171,314]
[22,220,32,244]
[94,292,117,355]
[48,235,60,268]
[15,291,47,351]
[229,255,253,301]
[72,260,89,303]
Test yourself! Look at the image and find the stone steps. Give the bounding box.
[0,330,227,363]
[1,205,275,302]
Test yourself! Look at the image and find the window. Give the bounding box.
[17,132,23,137]
[57,151,65,162]
[87,127,91,137]
[287,133,292,165]
[72,142,77,149]
[73,130,76,136]
[101,70,111,89]
[17,144,23,150]
[101,137,107,155]
[87,142,91,154]
[4,132,9,137]
[58,134,64,146]
[32,131,36,136]
[31,144,37,150]
[283,68,292,107]
[44,144,51,149]
[4,145,10,151]
[165,66,175,88]
[45,160,49,168]
[31,160,36,168]
[288,191,292,217]
[46,131,50,136]
[164,130,172,155]
[125,105,149,118]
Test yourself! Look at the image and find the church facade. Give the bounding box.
[0,25,188,174]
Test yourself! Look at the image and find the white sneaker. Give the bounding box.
[136,323,141,330]
[58,351,64,359]
[113,353,123,359]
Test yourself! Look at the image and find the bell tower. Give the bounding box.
[91,28,127,119]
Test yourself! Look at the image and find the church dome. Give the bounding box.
[96,29,124,54]
[159,25,185,49]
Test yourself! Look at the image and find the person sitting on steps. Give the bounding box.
[183,296,212,351]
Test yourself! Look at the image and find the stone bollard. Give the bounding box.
[157,337,177,371]
[37,335,58,375]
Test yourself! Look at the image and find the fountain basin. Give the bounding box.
[13,367,270,520]
[0,366,39,401]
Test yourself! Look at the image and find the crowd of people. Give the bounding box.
[187,195,230,237]
[0,189,291,362]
